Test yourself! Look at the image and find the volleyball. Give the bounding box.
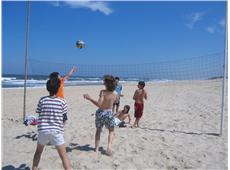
[76,40,85,49]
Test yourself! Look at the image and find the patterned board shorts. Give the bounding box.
[95,109,116,129]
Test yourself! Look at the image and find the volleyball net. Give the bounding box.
[23,52,226,135]
[28,52,224,81]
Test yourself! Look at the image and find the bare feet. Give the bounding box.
[105,149,113,156]
[132,124,137,128]
[94,147,99,152]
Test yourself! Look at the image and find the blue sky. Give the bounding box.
[2,1,226,78]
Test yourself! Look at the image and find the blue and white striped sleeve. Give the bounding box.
[36,98,42,113]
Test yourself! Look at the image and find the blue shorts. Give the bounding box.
[95,109,116,129]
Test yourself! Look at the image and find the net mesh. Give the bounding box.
[28,52,224,80]
[25,52,225,134]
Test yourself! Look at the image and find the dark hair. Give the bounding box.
[138,81,145,88]
[49,72,60,79]
[46,77,60,95]
[115,77,120,81]
[103,75,116,91]
[123,105,130,113]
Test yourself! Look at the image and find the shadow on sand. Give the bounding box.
[66,143,95,153]
[2,164,30,170]
[140,127,220,137]
[15,131,37,141]
[66,143,108,154]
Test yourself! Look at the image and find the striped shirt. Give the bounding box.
[36,96,67,133]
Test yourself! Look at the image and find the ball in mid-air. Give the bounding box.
[76,40,85,49]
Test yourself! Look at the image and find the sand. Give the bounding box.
[2,79,228,170]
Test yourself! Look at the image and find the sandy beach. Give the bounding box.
[2,79,228,170]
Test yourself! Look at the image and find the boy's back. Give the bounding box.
[36,96,67,133]
[32,77,71,170]
[99,90,117,110]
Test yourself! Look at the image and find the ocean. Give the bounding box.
[2,74,152,88]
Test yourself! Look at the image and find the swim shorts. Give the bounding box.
[95,109,116,129]
[134,103,144,118]
[114,117,126,127]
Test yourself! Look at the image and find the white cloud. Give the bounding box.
[206,26,215,33]
[50,1,60,7]
[51,1,113,15]
[186,12,206,29]
[219,18,225,27]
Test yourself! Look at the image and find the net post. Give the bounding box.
[220,1,228,137]
[23,1,30,122]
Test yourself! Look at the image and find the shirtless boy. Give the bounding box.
[114,105,131,127]
[83,75,117,156]
[133,81,147,128]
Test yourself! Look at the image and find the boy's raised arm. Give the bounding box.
[64,66,77,80]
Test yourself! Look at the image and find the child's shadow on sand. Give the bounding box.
[66,143,104,153]
[2,164,30,170]
[15,131,37,141]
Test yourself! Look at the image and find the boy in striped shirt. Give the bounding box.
[32,77,71,170]
[49,66,77,124]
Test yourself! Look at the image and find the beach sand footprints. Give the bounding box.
[6,117,20,123]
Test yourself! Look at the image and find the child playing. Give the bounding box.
[83,75,117,156]
[49,66,77,124]
[49,66,77,99]
[32,77,71,170]
[133,81,147,128]
[114,105,131,127]
[112,77,123,113]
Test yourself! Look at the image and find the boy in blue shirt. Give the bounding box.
[113,77,123,113]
